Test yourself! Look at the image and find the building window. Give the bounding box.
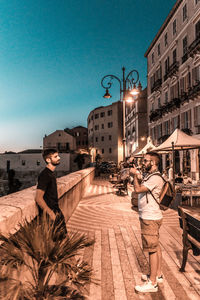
[164,33,168,47]
[102,149,104,154]
[173,48,177,63]
[183,4,187,22]
[109,135,112,141]
[151,102,154,111]
[101,136,104,141]
[108,122,113,128]
[157,43,160,56]
[108,110,112,116]
[165,57,170,74]
[95,113,99,119]
[109,148,112,153]
[100,112,105,117]
[101,124,104,129]
[195,20,200,38]
[158,98,161,108]
[66,143,69,150]
[22,160,26,166]
[37,160,40,166]
[173,19,176,35]
[95,137,98,142]
[152,52,154,64]
[165,91,168,103]
[91,115,93,120]
[196,0,200,5]
[59,133,61,136]
[183,36,188,55]
[95,125,99,130]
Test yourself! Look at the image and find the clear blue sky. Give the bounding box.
[0,0,176,152]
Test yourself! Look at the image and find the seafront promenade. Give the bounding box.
[67,178,200,300]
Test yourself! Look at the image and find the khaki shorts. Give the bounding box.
[139,218,162,253]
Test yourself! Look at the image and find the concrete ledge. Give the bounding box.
[0,167,95,236]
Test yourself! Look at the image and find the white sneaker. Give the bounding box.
[141,274,164,283]
[135,279,158,293]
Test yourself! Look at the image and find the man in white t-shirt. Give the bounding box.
[130,152,164,293]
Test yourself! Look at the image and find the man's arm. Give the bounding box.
[35,189,56,221]
[130,167,149,194]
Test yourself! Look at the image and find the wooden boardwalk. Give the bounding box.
[67,179,200,300]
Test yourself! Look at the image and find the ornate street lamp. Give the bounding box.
[101,66,140,162]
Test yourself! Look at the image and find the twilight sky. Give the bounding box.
[0,0,176,152]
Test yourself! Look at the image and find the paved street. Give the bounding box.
[67,179,200,300]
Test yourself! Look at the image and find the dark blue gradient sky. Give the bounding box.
[0,0,176,152]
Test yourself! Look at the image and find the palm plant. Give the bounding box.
[0,215,95,300]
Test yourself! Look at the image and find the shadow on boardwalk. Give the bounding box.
[67,179,200,300]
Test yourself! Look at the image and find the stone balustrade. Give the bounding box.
[0,167,95,236]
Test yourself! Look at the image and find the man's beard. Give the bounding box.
[52,161,60,166]
[144,164,151,172]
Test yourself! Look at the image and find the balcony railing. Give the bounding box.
[188,80,200,99]
[149,98,181,123]
[164,61,179,81]
[151,78,162,93]
[180,92,189,104]
[188,35,200,57]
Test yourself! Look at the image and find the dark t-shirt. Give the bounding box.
[37,167,60,213]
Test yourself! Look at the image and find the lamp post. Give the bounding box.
[101,66,140,162]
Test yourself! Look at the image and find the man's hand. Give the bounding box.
[49,210,56,221]
[130,166,139,176]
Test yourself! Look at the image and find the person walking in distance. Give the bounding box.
[130,152,164,293]
[35,149,67,239]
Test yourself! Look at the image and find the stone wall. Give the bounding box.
[0,167,95,236]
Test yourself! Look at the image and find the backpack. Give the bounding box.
[146,173,174,210]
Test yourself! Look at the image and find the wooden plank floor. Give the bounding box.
[67,179,200,300]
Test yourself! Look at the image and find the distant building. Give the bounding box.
[0,150,70,195]
[64,126,88,152]
[43,130,76,152]
[87,101,123,164]
[144,0,200,178]
[125,87,148,157]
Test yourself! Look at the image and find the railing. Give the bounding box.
[188,81,200,99]
[182,53,188,64]
[149,98,181,123]
[151,78,162,93]
[188,35,200,57]
[164,61,179,81]
[0,167,95,236]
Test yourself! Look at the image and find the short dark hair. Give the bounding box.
[42,148,58,163]
[146,151,161,166]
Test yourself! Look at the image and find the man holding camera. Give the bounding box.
[130,152,164,293]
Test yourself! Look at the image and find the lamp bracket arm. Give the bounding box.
[101,75,122,92]
[125,70,139,88]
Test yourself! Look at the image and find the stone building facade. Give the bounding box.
[144,0,200,179]
[125,88,148,157]
[43,130,76,152]
[87,101,123,164]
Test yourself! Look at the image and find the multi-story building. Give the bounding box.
[64,126,88,152]
[43,130,76,152]
[87,101,123,164]
[145,0,200,179]
[125,87,148,157]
